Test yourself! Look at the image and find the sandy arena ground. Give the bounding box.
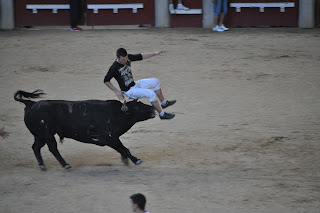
[0,26,319,213]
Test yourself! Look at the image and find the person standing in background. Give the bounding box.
[169,0,190,14]
[212,0,229,32]
[69,0,83,31]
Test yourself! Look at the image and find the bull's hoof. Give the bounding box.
[121,157,129,165]
[39,165,47,171]
[135,159,143,165]
[63,164,72,169]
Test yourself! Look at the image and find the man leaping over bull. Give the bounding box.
[104,48,176,120]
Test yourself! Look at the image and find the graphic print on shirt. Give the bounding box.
[118,61,134,87]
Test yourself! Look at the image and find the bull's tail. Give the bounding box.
[14,90,46,107]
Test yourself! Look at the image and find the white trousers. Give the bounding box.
[124,78,161,102]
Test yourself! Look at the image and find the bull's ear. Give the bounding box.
[132,98,138,102]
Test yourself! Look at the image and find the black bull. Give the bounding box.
[14,90,156,170]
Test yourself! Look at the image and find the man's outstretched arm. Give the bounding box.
[141,50,166,59]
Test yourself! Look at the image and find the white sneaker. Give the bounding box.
[212,25,224,32]
[169,4,175,14]
[220,24,229,31]
[176,3,189,10]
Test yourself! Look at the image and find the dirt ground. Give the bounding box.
[0,26,319,213]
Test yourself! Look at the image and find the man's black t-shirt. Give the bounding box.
[104,54,143,91]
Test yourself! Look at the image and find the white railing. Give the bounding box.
[87,4,143,14]
[26,4,69,14]
[26,3,144,14]
[230,2,295,13]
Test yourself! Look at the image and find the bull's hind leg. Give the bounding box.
[46,136,71,169]
[109,138,143,165]
[32,138,46,171]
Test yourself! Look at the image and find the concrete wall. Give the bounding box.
[0,0,15,29]
[299,0,315,28]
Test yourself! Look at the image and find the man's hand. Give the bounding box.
[154,50,166,56]
[142,51,166,59]
[105,81,125,100]
[115,91,125,100]
[0,127,9,139]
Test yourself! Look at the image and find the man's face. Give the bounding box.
[118,55,128,65]
[131,201,138,212]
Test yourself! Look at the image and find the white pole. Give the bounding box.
[203,0,214,28]
[299,0,315,28]
[0,0,15,29]
[155,0,170,27]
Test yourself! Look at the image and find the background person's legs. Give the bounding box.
[219,14,225,26]
[69,0,82,28]
[170,0,184,6]
[214,14,219,27]
[219,0,228,30]
[170,0,189,11]
[213,0,224,32]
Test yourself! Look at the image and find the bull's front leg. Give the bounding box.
[108,138,143,165]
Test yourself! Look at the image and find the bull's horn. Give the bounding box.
[121,100,128,112]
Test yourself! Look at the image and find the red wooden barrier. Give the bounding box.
[15,0,74,26]
[14,0,154,27]
[13,0,310,28]
[225,0,299,27]
[86,0,154,26]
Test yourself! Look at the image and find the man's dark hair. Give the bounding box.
[130,193,146,211]
[116,48,128,58]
